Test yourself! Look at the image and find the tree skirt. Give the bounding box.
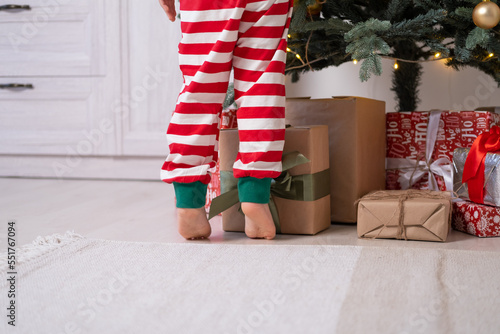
[1,232,499,334]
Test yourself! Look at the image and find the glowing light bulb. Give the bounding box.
[394,62,399,70]
[296,54,302,59]
[353,59,358,65]
[488,53,494,58]
[287,34,291,39]
[435,52,441,58]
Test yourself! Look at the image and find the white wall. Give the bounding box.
[285,58,500,113]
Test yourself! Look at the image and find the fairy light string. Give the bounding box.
[285,47,497,71]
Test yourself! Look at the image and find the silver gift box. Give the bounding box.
[453,147,500,206]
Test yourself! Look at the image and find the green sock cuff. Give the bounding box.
[173,181,208,209]
[238,177,272,204]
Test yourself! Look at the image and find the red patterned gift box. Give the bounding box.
[452,201,500,237]
[386,110,500,191]
[205,108,238,213]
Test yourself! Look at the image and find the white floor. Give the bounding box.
[1,177,500,253]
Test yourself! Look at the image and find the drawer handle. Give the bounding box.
[0,83,34,89]
[0,5,31,11]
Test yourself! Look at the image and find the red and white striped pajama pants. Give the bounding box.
[161,0,293,188]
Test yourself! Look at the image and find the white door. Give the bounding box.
[119,0,183,157]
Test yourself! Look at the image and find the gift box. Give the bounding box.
[221,108,238,129]
[453,145,500,207]
[357,190,452,242]
[217,125,331,235]
[285,97,386,223]
[206,161,221,213]
[205,108,238,213]
[386,110,500,192]
[452,201,500,237]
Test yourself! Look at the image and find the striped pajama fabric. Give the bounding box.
[161,0,293,185]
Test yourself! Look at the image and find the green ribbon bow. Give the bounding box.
[208,151,330,234]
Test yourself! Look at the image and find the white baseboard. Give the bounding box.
[0,155,166,181]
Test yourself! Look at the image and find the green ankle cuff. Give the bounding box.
[173,181,208,209]
[238,177,272,204]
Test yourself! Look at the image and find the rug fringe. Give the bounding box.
[0,231,84,271]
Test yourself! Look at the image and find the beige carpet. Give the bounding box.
[1,232,499,334]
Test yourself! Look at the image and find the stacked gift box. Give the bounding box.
[209,103,500,240]
[451,126,500,237]
[356,109,500,242]
[209,96,387,234]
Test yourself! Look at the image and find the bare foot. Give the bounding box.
[177,208,211,240]
[241,203,276,240]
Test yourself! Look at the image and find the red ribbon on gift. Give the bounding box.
[462,126,500,204]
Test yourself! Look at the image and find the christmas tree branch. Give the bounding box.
[286,0,500,107]
[305,31,315,71]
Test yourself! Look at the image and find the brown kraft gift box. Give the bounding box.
[219,125,331,235]
[285,97,386,223]
[357,190,452,242]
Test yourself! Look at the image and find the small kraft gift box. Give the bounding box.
[357,190,452,242]
[213,125,331,235]
[454,148,500,207]
[285,97,386,223]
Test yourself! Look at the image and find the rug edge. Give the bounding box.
[0,230,85,272]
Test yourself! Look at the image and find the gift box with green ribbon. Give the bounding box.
[211,125,331,235]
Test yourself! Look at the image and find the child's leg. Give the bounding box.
[161,1,245,239]
[233,0,293,239]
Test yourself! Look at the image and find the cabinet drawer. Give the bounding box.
[0,0,92,23]
[0,77,116,155]
[0,0,105,76]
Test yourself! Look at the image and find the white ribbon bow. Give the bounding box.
[387,110,454,192]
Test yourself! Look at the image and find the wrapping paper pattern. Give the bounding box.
[452,201,500,237]
[205,109,238,213]
[386,111,500,191]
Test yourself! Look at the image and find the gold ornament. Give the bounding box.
[307,0,325,17]
[472,0,500,30]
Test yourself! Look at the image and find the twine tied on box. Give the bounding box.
[357,190,452,240]
[386,110,454,192]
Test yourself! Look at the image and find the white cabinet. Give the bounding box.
[0,77,115,155]
[0,0,106,77]
[0,0,180,179]
[0,0,119,158]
